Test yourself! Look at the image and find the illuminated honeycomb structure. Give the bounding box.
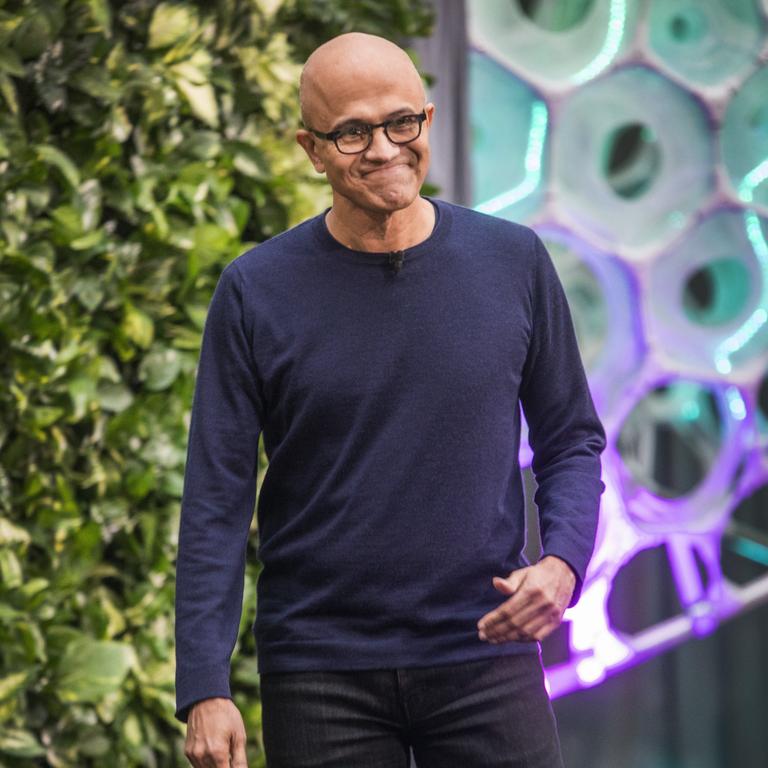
[468,0,768,697]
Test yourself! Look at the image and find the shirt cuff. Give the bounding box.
[175,662,233,723]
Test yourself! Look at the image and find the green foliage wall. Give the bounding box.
[0,1,433,765]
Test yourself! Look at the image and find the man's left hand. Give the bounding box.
[477,556,576,644]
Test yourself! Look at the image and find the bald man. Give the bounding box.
[175,32,605,768]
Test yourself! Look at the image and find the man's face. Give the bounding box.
[297,66,434,216]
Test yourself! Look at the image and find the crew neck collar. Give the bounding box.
[312,196,449,263]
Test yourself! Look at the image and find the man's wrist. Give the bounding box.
[540,554,577,586]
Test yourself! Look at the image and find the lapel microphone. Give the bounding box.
[388,250,404,275]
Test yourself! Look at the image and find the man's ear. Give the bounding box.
[424,102,436,127]
[296,130,326,174]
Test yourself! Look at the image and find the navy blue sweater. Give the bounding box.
[174,198,606,722]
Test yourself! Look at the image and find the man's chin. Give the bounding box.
[335,182,423,215]
[366,185,421,212]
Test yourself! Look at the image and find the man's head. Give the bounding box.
[296,33,434,216]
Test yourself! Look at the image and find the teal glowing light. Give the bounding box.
[738,158,768,205]
[713,171,768,374]
[474,100,547,215]
[680,399,700,421]
[729,537,768,567]
[572,0,628,85]
[725,386,747,421]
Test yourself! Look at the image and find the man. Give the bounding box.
[175,32,606,768]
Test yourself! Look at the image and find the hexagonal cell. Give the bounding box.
[607,545,681,634]
[468,0,640,91]
[721,481,768,585]
[648,0,765,89]
[721,63,768,212]
[518,229,641,468]
[647,208,768,376]
[538,227,644,414]
[470,50,548,223]
[552,66,715,252]
[615,378,746,534]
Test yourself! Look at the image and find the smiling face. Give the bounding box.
[296,34,434,218]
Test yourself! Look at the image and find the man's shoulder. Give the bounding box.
[229,212,324,277]
[433,198,540,257]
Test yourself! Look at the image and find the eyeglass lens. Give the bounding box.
[336,115,423,153]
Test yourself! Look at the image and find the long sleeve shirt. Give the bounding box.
[174,197,606,722]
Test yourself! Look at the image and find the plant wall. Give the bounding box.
[0,1,433,765]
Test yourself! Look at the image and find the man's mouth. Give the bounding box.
[363,164,410,176]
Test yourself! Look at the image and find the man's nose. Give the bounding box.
[363,126,400,161]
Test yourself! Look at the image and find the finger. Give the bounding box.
[504,567,529,592]
[184,733,204,768]
[231,728,249,768]
[485,623,539,643]
[491,576,516,596]
[480,589,539,634]
[478,569,537,638]
[482,605,549,642]
[479,599,530,639]
[482,582,564,639]
[494,573,564,628]
[198,743,231,768]
[502,593,557,631]
[491,608,556,643]
[523,610,564,641]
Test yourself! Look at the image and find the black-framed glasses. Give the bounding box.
[307,111,428,155]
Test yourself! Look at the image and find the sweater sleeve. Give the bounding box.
[174,262,264,723]
[518,233,606,607]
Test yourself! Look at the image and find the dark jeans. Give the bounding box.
[259,651,565,767]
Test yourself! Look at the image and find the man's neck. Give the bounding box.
[325,197,435,253]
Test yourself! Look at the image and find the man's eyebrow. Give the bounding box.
[330,107,420,131]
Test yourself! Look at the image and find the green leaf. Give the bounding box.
[254,0,284,19]
[86,0,112,36]
[0,517,31,546]
[148,3,198,49]
[0,728,46,758]
[31,406,65,428]
[0,48,25,77]
[96,382,134,413]
[184,303,208,330]
[51,204,85,243]
[72,276,105,311]
[231,143,269,180]
[122,712,143,747]
[70,230,104,250]
[138,346,182,391]
[17,621,47,663]
[96,587,127,638]
[11,13,52,60]
[121,305,155,349]
[0,549,23,589]
[185,131,222,160]
[0,72,18,114]
[69,65,118,102]
[0,467,10,512]
[79,727,111,758]
[191,222,231,263]
[98,356,122,383]
[0,671,30,702]
[175,77,219,128]
[19,578,49,600]
[35,145,81,189]
[55,638,137,703]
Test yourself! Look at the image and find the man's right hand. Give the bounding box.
[184,697,248,767]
